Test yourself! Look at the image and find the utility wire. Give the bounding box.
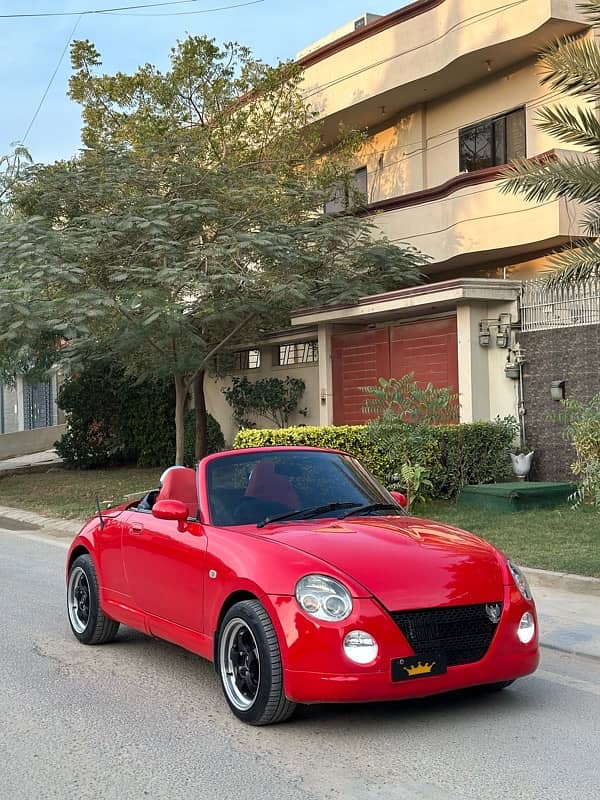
[0,0,260,18]
[22,15,83,143]
[111,0,263,14]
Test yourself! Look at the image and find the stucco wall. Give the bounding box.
[204,348,320,446]
[302,0,587,128]
[354,54,590,202]
[0,425,66,460]
[518,326,600,481]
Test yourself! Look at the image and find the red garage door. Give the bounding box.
[332,317,458,425]
[332,328,389,426]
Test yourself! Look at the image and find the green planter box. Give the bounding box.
[459,482,577,512]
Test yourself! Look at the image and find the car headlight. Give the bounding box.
[507,560,533,601]
[295,574,353,622]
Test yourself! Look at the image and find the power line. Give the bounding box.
[22,15,83,143]
[111,0,264,14]
[0,0,260,18]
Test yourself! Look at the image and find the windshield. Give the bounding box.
[206,449,405,526]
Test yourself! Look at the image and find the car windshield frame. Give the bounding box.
[204,448,407,527]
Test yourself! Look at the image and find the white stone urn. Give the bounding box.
[510,451,534,481]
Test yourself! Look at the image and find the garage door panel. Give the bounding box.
[332,319,458,426]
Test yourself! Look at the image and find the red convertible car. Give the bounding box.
[66,447,539,725]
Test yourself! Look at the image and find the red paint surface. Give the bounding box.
[67,447,538,707]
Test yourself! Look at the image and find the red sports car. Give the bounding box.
[66,446,539,725]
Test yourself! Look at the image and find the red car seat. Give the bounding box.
[245,461,300,509]
[156,466,198,519]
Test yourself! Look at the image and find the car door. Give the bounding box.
[120,508,207,633]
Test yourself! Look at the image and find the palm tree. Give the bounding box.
[501,0,600,284]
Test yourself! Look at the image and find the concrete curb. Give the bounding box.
[0,505,83,538]
[523,567,600,598]
[0,502,598,594]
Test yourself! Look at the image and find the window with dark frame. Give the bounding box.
[233,349,261,370]
[324,166,368,214]
[459,108,526,173]
[277,341,319,366]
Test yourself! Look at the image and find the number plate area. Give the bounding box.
[391,654,447,682]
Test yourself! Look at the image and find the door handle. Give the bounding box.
[131,523,144,535]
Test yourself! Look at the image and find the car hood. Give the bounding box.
[257,516,505,610]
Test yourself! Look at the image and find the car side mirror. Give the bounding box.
[152,499,189,526]
[390,491,408,509]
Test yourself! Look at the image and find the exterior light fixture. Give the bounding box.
[550,381,566,402]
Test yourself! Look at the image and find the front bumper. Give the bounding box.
[264,584,539,705]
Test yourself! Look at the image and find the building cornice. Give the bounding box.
[291,278,522,326]
[359,150,558,216]
[297,0,444,68]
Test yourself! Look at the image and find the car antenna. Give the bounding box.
[95,495,105,530]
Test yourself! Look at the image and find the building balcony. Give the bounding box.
[299,0,588,142]
[362,150,587,273]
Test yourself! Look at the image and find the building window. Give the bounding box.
[233,349,261,370]
[459,108,526,173]
[277,341,319,366]
[325,167,368,214]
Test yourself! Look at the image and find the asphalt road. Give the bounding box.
[1,530,599,800]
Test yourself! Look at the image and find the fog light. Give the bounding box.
[343,630,378,665]
[517,612,535,644]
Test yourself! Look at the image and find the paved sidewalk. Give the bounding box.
[0,503,598,660]
[0,449,63,474]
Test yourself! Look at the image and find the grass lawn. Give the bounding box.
[0,466,159,520]
[419,501,600,578]
[0,467,598,577]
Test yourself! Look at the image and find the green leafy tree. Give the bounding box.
[501,1,600,283]
[0,37,428,464]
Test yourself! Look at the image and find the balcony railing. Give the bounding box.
[521,277,600,331]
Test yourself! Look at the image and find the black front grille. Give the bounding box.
[390,603,502,667]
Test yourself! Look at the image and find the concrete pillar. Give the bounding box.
[456,302,490,423]
[318,324,334,426]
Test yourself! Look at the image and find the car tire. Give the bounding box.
[218,599,296,725]
[484,680,515,691]
[67,554,120,645]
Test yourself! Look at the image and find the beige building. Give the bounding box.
[206,0,592,443]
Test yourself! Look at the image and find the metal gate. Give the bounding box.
[24,380,53,430]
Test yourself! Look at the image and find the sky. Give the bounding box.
[0,0,407,164]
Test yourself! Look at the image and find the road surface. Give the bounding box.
[1,529,598,800]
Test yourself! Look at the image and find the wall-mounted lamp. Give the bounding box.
[550,380,566,402]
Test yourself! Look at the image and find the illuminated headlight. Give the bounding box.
[295,575,352,622]
[343,631,379,664]
[507,560,533,601]
[517,612,536,644]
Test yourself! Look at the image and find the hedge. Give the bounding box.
[234,422,513,500]
[56,362,224,468]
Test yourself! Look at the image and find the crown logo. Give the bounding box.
[404,660,436,676]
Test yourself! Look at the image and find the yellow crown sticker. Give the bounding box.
[403,660,436,677]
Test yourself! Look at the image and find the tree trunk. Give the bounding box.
[193,370,208,461]
[174,374,188,465]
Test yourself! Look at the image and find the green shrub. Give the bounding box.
[555,393,600,506]
[56,363,224,468]
[233,421,514,500]
[222,375,307,428]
